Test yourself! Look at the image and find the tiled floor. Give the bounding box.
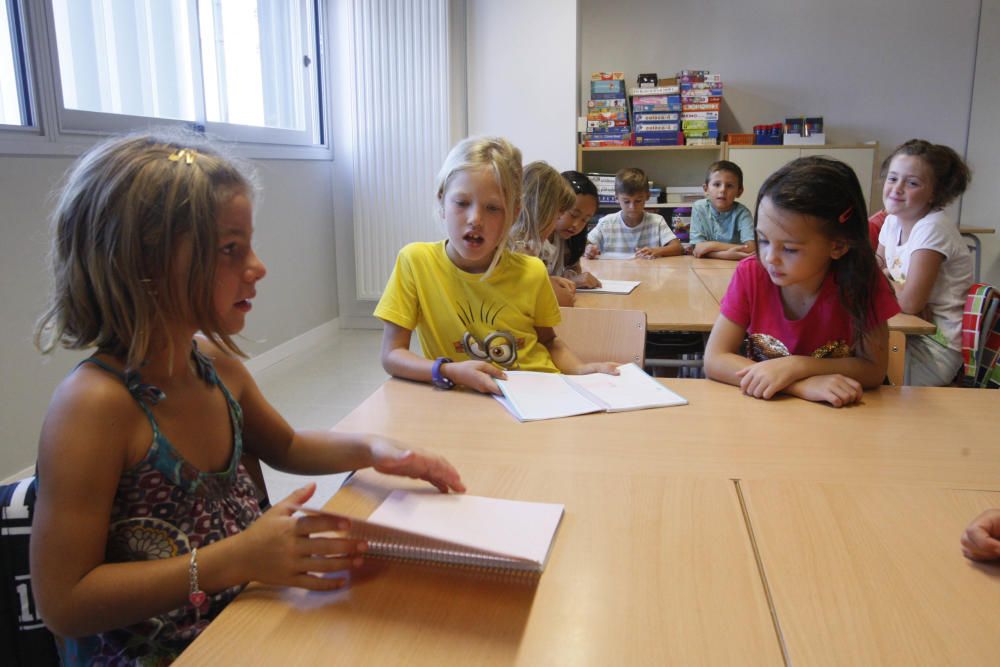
[252,328,389,505]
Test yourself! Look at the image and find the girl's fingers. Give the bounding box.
[294,514,350,536]
[297,536,367,557]
[275,483,317,512]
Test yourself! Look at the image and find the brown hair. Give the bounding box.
[880,139,971,210]
[705,160,744,188]
[756,156,878,348]
[615,167,649,196]
[35,130,258,369]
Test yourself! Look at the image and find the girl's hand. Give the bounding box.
[576,272,602,289]
[369,438,466,494]
[735,356,808,399]
[236,484,365,590]
[569,361,621,376]
[551,276,577,306]
[584,243,600,259]
[443,360,506,395]
[788,374,863,407]
[961,509,1000,561]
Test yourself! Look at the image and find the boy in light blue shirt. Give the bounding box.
[584,167,682,259]
[690,160,755,260]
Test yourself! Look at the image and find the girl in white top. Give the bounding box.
[877,139,973,386]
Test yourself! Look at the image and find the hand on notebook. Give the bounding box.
[443,360,507,395]
[370,437,466,494]
[961,509,1000,562]
[236,482,366,590]
[584,243,600,259]
[568,361,621,376]
[575,272,601,289]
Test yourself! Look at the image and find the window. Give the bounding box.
[50,0,321,146]
[37,0,324,149]
[0,0,32,127]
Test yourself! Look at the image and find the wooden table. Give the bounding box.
[742,481,1000,665]
[178,379,1000,665]
[178,467,783,666]
[576,256,721,331]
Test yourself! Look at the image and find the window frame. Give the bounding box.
[0,0,332,160]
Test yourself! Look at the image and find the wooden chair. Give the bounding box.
[554,307,646,366]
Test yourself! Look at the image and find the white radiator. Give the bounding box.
[349,0,453,300]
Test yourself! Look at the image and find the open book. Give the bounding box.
[296,491,565,574]
[594,251,636,260]
[577,279,640,294]
[494,362,688,422]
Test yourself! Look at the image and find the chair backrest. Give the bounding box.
[0,476,60,666]
[961,283,1000,388]
[555,307,646,367]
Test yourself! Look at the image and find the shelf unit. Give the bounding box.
[577,144,728,210]
[578,143,879,213]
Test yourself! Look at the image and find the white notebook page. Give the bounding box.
[578,279,640,294]
[568,363,688,411]
[495,371,601,421]
[367,491,565,565]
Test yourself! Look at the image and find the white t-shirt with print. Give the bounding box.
[879,210,973,352]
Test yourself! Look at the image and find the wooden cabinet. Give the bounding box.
[728,144,878,213]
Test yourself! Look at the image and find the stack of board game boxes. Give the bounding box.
[679,70,722,145]
[629,75,681,146]
[583,72,631,147]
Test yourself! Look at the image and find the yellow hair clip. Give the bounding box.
[168,148,197,165]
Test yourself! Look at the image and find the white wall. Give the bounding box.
[467,0,579,170]
[579,0,994,281]
[963,0,1000,287]
[0,155,339,478]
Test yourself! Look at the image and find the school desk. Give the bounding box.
[176,378,1000,665]
[176,467,783,666]
[576,256,721,331]
[741,480,1000,666]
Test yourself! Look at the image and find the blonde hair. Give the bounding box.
[35,130,258,370]
[435,136,522,276]
[509,161,575,257]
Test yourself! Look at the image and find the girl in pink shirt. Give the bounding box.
[705,156,900,407]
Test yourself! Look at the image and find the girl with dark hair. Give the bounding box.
[552,171,602,289]
[704,156,901,407]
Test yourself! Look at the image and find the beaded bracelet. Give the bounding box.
[189,547,209,621]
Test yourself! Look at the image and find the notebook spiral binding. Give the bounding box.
[361,538,541,582]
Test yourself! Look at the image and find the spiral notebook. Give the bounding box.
[296,491,565,574]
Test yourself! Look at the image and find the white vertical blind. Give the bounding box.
[349,0,452,300]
